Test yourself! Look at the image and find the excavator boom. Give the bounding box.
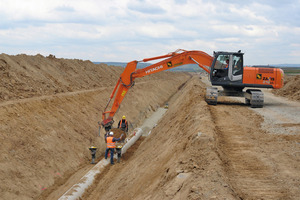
[101,49,213,130]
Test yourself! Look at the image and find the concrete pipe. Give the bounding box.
[58,128,143,200]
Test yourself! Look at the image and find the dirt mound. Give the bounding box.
[85,76,235,200]
[84,76,300,200]
[0,53,125,102]
[272,75,300,101]
[0,53,190,200]
[110,128,126,139]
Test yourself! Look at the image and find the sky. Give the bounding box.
[0,0,299,65]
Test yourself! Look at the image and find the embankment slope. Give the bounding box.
[0,54,190,200]
[272,74,300,102]
[85,76,299,200]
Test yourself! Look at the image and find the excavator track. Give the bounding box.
[205,87,264,108]
[205,87,218,105]
[245,89,264,108]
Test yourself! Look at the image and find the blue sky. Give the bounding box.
[0,0,299,65]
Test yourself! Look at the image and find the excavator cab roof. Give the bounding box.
[213,51,244,56]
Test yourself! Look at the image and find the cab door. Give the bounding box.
[228,54,243,82]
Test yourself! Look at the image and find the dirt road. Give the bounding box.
[82,76,299,199]
[210,101,299,199]
[253,89,300,135]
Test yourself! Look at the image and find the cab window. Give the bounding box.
[214,55,230,69]
[232,55,243,75]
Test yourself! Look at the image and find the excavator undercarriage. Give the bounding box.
[205,87,264,108]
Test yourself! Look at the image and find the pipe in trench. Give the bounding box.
[58,128,143,200]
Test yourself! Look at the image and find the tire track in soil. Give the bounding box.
[208,103,291,199]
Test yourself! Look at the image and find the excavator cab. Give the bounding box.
[206,51,250,106]
[206,50,277,107]
[210,51,244,88]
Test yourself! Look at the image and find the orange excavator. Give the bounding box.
[101,49,284,131]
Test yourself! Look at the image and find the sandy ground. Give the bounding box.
[0,54,190,200]
[254,89,300,135]
[1,53,299,200]
[272,75,300,102]
[82,75,299,200]
[140,107,167,136]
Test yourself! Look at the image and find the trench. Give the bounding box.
[58,107,168,200]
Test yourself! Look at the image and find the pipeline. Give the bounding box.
[59,107,167,199]
[58,128,143,200]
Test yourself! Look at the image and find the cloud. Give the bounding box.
[54,5,76,13]
[0,0,299,64]
[128,1,165,14]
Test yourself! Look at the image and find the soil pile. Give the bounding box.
[0,53,123,102]
[109,128,126,139]
[272,75,300,101]
[0,53,190,200]
[84,76,300,200]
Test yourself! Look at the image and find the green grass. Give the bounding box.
[282,68,300,74]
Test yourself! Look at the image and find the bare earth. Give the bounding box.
[0,54,190,200]
[83,76,299,200]
[0,54,299,200]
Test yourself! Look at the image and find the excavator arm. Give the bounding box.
[101,49,213,129]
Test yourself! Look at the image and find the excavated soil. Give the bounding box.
[83,76,300,200]
[272,75,300,102]
[1,54,299,200]
[0,54,190,200]
[110,128,126,139]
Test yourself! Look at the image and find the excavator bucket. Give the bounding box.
[101,117,114,132]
